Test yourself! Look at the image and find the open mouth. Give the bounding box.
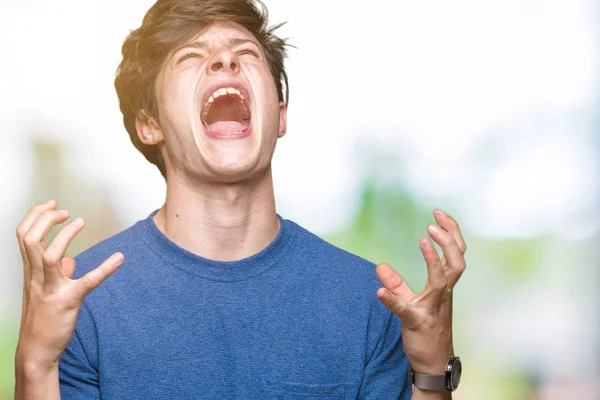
[201,87,251,137]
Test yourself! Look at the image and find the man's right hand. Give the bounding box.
[14,200,124,399]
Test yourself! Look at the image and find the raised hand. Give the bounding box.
[15,200,123,398]
[376,209,466,375]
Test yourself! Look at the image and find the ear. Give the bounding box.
[135,111,164,145]
[278,102,287,138]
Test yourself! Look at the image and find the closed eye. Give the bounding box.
[177,52,203,64]
[237,49,260,58]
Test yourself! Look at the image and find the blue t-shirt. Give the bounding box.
[59,211,411,399]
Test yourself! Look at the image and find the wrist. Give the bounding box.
[407,341,454,375]
[411,353,453,375]
[14,359,60,400]
[15,352,59,380]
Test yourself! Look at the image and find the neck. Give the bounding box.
[152,166,280,262]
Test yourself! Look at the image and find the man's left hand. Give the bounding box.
[376,209,467,374]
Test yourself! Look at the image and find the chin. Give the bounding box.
[198,148,266,183]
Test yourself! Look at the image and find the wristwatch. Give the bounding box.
[408,356,462,392]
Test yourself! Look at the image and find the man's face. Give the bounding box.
[146,22,286,182]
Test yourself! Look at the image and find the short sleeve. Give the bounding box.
[59,303,100,399]
[357,311,412,399]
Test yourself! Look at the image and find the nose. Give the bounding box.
[207,48,240,75]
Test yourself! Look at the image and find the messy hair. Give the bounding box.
[114,0,289,179]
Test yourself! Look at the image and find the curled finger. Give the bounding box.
[16,201,57,280]
[434,209,467,254]
[43,217,85,290]
[420,236,447,296]
[427,224,466,286]
[61,256,77,279]
[23,209,71,285]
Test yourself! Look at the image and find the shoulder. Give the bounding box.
[285,219,382,290]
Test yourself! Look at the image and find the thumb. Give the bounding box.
[377,287,419,328]
[74,253,124,301]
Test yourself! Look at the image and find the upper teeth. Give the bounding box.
[207,87,245,104]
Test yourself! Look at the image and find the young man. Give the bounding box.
[15,0,466,398]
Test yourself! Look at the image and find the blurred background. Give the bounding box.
[1,0,598,398]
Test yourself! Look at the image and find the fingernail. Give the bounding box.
[45,199,56,205]
[428,224,440,235]
[72,217,83,226]
[59,210,69,216]
[112,253,124,262]
[435,209,446,217]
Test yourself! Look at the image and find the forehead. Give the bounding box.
[190,22,259,46]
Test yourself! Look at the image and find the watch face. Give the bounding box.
[449,358,462,390]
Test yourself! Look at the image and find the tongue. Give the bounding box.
[205,121,247,135]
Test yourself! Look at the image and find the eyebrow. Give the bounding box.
[174,38,261,56]
[228,38,260,48]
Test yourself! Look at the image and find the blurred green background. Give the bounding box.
[0,0,598,399]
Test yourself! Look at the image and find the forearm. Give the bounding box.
[411,387,451,400]
[15,359,61,400]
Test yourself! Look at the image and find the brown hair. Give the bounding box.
[114,0,289,180]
